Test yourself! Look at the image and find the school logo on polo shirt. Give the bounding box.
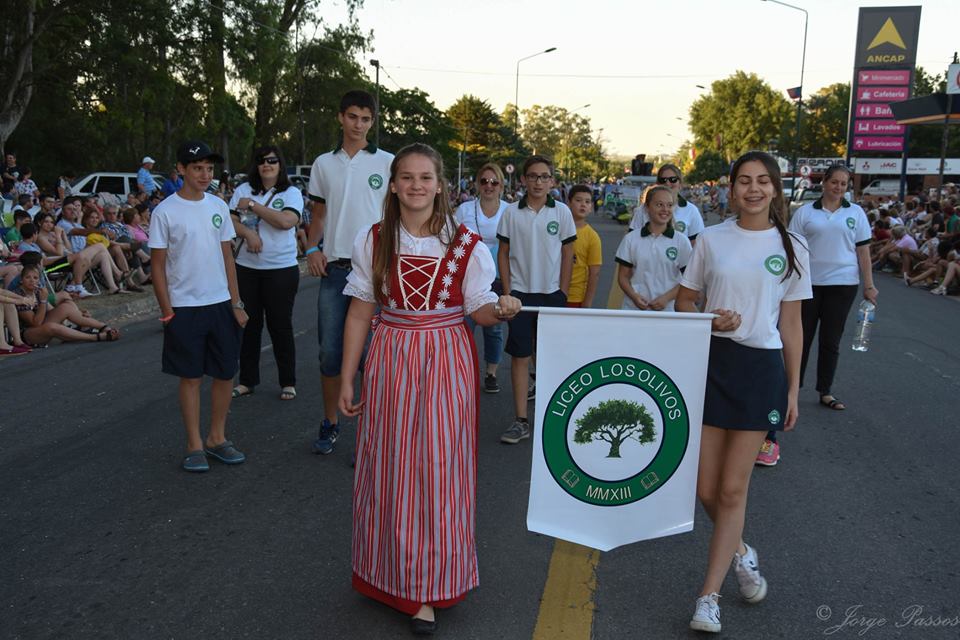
[546,221,560,235]
[675,221,687,232]
[764,254,786,276]
[666,247,678,261]
[212,213,223,228]
[542,357,689,506]
[846,217,856,229]
[368,174,384,189]
[271,198,284,209]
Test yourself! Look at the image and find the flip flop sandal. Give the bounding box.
[182,450,209,472]
[280,386,297,401]
[820,396,846,410]
[232,385,255,398]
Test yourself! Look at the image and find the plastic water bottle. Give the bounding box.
[851,300,876,352]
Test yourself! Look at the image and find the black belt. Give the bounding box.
[329,258,352,268]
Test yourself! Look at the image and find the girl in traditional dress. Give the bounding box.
[338,143,521,635]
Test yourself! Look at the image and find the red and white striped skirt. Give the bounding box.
[352,307,480,614]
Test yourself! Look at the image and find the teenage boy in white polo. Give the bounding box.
[150,140,249,473]
[305,90,394,455]
[629,164,705,243]
[497,155,576,444]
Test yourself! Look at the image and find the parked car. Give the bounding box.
[788,185,822,219]
[71,172,165,203]
[861,179,901,198]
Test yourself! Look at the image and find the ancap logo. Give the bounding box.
[368,174,384,189]
[675,220,687,232]
[212,214,223,229]
[665,247,678,261]
[868,17,907,50]
[542,357,689,507]
[768,409,781,425]
[764,254,786,276]
[272,198,284,209]
[846,217,856,230]
[546,221,560,236]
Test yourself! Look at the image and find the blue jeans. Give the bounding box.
[465,317,504,366]
[316,262,353,377]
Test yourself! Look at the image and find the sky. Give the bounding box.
[322,0,957,157]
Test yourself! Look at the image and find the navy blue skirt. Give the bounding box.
[703,337,788,431]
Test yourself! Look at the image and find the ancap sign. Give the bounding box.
[853,7,922,68]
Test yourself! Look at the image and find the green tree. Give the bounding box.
[689,72,793,162]
[380,88,456,169]
[686,150,728,183]
[573,399,656,459]
[799,83,850,157]
[446,95,522,176]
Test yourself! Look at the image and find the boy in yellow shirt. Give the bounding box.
[566,185,602,307]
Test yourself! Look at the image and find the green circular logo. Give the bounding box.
[665,247,679,261]
[764,254,786,276]
[271,198,284,209]
[546,221,560,235]
[212,214,223,228]
[542,357,690,507]
[675,220,687,232]
[768,409,781,425]
[846,217,856,230]
[368,174,383,189]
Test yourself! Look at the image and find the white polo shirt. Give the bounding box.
[788,198,871,286]
[229,182,303,270]
[307,143,394,261]
[148,193,235,308]
[629,196,705,239]
[496,195,577,293]
[615,224,692,311]
[681,221,812,349]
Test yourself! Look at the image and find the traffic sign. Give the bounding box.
[800,165,812,177]
[798,178,812,189]
[505,164,515,174]
[948,64,960,95]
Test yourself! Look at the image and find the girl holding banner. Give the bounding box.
[338,144,520,636]
[676,151,812,633]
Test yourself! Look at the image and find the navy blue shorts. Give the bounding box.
[504,290,566,358]
[703,337,788,431]
[162,301,242,380]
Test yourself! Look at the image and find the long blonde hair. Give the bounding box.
[372,143,454,304]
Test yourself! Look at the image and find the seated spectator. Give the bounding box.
[15,264,120,346]
[81,207,142,292]
[57,170,76,201]
[4,210,31,245]
[0,235,22,287]
[945,205,960,238]
[100,205,149,285]
[14,167,39,203]
[905,228,941,286]
[873,225,917,273]
[931,247,960,296]
[120,208,151,280]
[41,205,125,296]
[161,169,182,198]
[32,193,57,223]
[0,290,33,355]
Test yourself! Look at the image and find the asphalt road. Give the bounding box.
[2,211,959,640]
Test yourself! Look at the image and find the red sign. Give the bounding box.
[854,103,894,118]
[852,136,904,152]
[856,86,910,102]
[857,69,911,86]
[853,119,906,135]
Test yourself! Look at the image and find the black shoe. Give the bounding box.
[410,617,437,636]
[484,374,500,394]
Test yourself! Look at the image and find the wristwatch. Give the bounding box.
[232,301,245,310]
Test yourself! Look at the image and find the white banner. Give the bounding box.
[854,157,960,175]
[527,307,713,551]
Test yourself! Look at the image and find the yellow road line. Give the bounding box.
[532,540,601,640]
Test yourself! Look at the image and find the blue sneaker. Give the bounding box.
[312,419,339,455]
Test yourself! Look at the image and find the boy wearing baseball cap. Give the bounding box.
[149,140,249,472]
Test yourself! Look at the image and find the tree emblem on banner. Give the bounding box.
[574,399,656,458]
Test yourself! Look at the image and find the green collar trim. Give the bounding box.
[812,197,850,210]
[677,194,687,207]
[519,194,556,210]
[640,222,675,238]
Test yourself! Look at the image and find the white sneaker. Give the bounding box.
[689,592,721,633]
[931,286,946,296]
[733,543,768,603]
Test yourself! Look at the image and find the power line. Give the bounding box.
[383,64,839,81]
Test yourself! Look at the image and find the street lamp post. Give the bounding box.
[370,59,381,147]
[514,47,557,138]
[763,0,808,199]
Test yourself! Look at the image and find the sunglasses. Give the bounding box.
[657,176,680,184]
[479,178,501,186]
[258,157,280,165]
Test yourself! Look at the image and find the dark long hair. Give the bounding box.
[246,145,291,195]
[730,151,802,282]
[372,143,454,305]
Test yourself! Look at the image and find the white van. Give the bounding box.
[71,172,165,203]
[861,179,901,197]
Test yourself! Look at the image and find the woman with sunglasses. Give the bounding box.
[630,164,705,244]
[229,146,304,401]
[454,163,509,393]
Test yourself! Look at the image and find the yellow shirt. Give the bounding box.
[567,223,602,304]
